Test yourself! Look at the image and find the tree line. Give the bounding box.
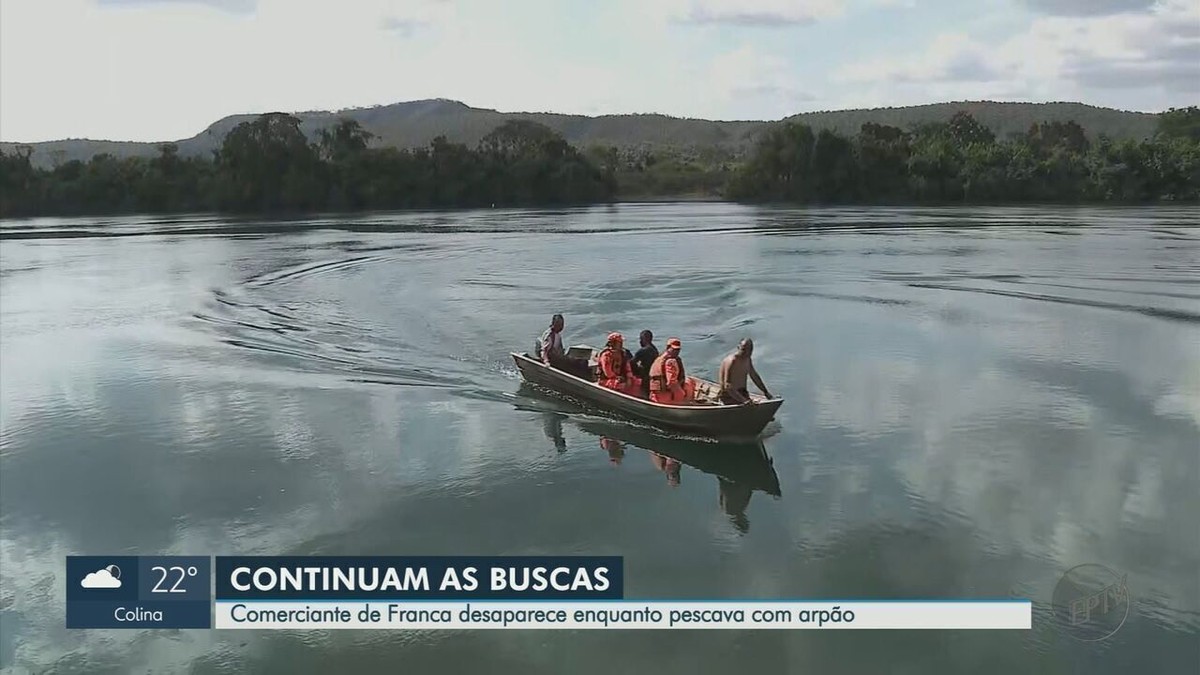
[727,106,1200,204]
[0,115,617,217]
[2,107,1197,217]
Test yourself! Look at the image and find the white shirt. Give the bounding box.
[539,327,564,362]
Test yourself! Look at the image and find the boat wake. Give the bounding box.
[188,250,517,394]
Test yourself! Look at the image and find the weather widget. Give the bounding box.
[66,556,211,629]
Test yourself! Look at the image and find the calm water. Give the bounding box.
[1,204,1197,673]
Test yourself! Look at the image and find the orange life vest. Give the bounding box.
[648,352,684,392]
[599,346,625,369]
[597,347,630,385]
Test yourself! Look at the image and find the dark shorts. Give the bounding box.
[720,387,749,404]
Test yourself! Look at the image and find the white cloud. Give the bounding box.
[80,567,122,588]
[832,0,1199,111]
[0,0,1193,142]
[1,0,718,141]
[97,0,256,12]
[707,46,815,119]
[665,0,846,26]
[1019,0,1156,16]
[837,33,1014,84]
[0,0,459,141]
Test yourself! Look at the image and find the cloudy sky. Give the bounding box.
[1,0,1197,142]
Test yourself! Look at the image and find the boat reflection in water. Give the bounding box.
[646,447,681,486]
[515,383,781,533]
[541,411,568,453]
[582,420,779,533]
[599,436,625,464]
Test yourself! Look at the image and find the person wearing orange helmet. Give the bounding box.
[596,332,635,393]
[648,337,695,404]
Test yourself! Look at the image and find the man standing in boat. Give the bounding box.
[717,338,772,405]
[538,313,590,380]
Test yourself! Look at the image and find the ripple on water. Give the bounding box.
[188,251,524,393]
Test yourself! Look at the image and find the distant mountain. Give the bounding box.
[1,99,1163,169]
[782,101,1159,143]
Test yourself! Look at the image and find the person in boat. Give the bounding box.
[630,329,659,399]
[648,337,695,404]
[596,332,636,393]
[538,313,591,380]
[717,338,773,405]
[622,343,637,390]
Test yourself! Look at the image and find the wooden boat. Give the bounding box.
[511,344,783,438]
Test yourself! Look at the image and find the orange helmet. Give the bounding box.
[607,332,624,345]
[666,337,682,349]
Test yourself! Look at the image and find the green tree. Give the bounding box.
[907,134,963,201]
[479,120,560,159]
[1086,137,1150,201]
[215,112,326,212]
[855,123,910,201]
[811,129,858,201]
[1157,106,1200,142]
[1026,121,1089,155]
[318,118,374,163]
[727,122,818,201]
[0,145,39,216]
[946,111,996,146]
[960,142,1012,202]
[318,118,374,209]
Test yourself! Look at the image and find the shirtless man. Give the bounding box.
[717,338,772,405]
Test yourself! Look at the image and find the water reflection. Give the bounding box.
[599,437,624,464]
[541,411,567,453]
[719,478,753,533]
[649,452,681,486]
[574,418,780,534]
[512,381,782,532]
[578,418,779,489]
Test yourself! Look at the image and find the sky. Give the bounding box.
[1,0,1197,142]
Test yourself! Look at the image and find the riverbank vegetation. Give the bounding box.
[0,115,616,217]
[727,106,1200,204]
[1,107,1196,217]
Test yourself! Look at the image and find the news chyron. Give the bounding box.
[66,555,1033,631]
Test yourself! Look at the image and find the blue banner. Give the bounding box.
[215,556,623,600]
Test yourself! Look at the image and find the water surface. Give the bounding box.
[1,204,1198,673]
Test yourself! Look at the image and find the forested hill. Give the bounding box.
[3,107,1195,217]
[780,102,1158,145]
[1,99,1162,169]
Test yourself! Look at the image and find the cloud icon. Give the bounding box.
[81,565,122,589]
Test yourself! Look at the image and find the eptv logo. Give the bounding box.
[1051,564,1129,642]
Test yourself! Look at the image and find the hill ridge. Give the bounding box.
[1,99,1165,169]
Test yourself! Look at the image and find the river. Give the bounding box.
[1,203,1197,673]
